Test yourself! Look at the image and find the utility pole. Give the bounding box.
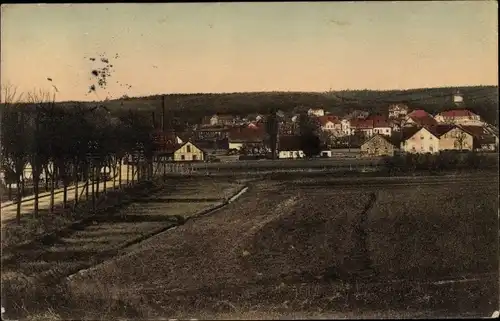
[161,95,166,133]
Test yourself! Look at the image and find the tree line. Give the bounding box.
[1,87,157,224]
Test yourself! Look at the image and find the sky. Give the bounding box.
[1,1,498,102]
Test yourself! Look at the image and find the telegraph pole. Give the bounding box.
[161,95,166,132]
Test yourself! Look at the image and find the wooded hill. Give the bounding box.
[51,85,500,127]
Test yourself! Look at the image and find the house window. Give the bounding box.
[193,155,197,161]
[430,136,432,140]
[186,145,191,153]
[420,136,424,140]
[181,155,185,160]
[429,146,434,152]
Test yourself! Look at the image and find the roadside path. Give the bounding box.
[0,165,139,223]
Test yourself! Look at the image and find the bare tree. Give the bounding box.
[1,84,28,223]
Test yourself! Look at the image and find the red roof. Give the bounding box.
[350,119,374,129]
[317,115,340,126]
[459,125,494,139]
[436,109,478,118]
[408,114,438,127]
[408,109,432,118]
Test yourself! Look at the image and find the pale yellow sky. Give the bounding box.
[1,2,498,102]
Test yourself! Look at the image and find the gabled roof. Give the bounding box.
[425,124,456,137]
[435,109,479,118]
[407,109,431,118]
[278,135,302,151]
[361,134,398,147]
[401,126,424,141]
[407,112,438,127]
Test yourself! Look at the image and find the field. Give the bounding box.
[4,173,496,320]
[1,177,246,319]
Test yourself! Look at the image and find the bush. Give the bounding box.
[383,151,495,173]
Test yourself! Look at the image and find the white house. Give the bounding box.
[401,127,440,154]
[341,119,351,136]
[307,108,325,117]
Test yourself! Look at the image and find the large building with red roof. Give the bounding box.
[434,109,483,126]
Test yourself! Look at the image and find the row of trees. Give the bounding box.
[1,86,157,224]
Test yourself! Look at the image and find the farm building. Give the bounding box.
[227,126,266,151]
[360,134,398,157]
[278,136,304,159]
[400,126,440,154]
[154,141,206,162]
[400,124,477,154]
[437,125,474,151]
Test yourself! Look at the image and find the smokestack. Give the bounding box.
[161,95,166,132]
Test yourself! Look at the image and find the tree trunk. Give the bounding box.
[50,172,55,213]
[126,163,130,185]
[16,178,22,225]
[96,166,100,198]
[91,166,96,211]
[8,183,12,200]
[33,167,40,219]
[103,165,107,195]
[63,179,68,210]
[74,161,79,210]
[118,160,122,189]
[44,168,49,192]
[112,162,117,189]
[85,165,90,201]
[20,173,25,198]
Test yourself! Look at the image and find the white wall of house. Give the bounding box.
[228,142,244,150]
[434,115,484,126]
[210,115,219,126]
[307,109,325,117]
[320,150,332,157]
[279,150,304,159]
[321,121,342,132]
[373,127,392,136]
[341,119,351,136]
[401,127,439,154]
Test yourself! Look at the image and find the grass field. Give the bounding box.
[2,175,498,320]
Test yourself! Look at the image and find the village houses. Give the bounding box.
[388,104,409,119]
[318,115,342,134]
[400,125,476,154]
